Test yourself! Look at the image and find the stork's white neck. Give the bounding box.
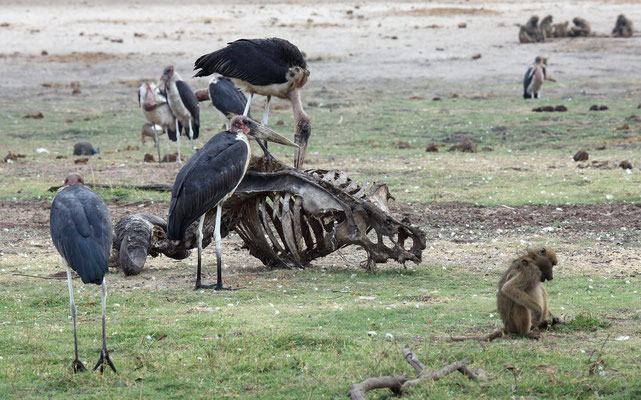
[288,88,308,124]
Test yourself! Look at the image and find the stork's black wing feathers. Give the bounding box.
[194,38,306,86]
[523,66,534,98]
[208,77,249,118]
[176,80,200,139]
[167,131,248,240]
[50,185,113,285]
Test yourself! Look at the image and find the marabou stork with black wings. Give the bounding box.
[208,76,250,130]
[159,66,200,160]
[138,82,180,162]
[167,116,297,290]
[523,56,547,99]
[49,173,116,373]
[194,38,311,168]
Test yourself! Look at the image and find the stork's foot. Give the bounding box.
[71,358,87,373]
[93,347,117,373]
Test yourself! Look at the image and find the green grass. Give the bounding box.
[2,79,641,398]
[0,265,639,399]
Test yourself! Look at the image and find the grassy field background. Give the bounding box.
[1,75,641,399]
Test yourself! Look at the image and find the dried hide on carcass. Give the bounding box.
[111,159,426,274]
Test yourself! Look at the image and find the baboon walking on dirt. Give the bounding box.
[497,247,560,339]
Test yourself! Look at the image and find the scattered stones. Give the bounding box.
[448,138,477,153]
[481,146,494,152]
[276,120,285,126]
[595,144,607,150]
[119,145,140,152]
[73,141,98,155]
[471,53,481,60]
[425,143,439,152]
[432,97,442,101]
[56,155,67,159]
[616,124,630,131]
[41,50,48,56]
[23,112,44,119]
[589,105,608,111]
[626,114,641,121]
[70,81,81,95]
[143,153,155,163]
[619,160,633,170]
[3,152,26,163]
[450,93,460,98]
[458,22,467,28]
[532,105,567,112]
[573,150,589,162]
[74,157,89,165]
[612,14,633,38]
[161,153,185,163]
[408,95,425,100]
[397,141,411,149]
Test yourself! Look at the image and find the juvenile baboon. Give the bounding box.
[612,14,633,38]
[519,15,544,43]
[540,15,554,39]
[569,17,591,37]
[552,21,569,38]
[497,248,559,339]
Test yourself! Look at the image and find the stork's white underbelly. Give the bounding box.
[167,82,193,122]
[143,103,175,128]
[230,78,295,99]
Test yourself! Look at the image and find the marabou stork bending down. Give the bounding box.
[194,38,311,168]
[159,66,200,160]
[49,173,115,373]
[167,116,297,290]
[208,76,250,130]
[523,56,547,99]
[138,82,180,162]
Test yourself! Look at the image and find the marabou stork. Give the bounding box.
[159,66,200,159]
[138,82,180,162]
[208,76,250,130]
[523,56,547,99]
[167,116,297,290]
[194,38,311,168]
[49,173,115,373]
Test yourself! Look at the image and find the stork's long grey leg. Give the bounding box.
[164,130,170,159]
[194,214,205,290]
[188,119,195,155]
[93,279,116,373]
[175,119,182,164]
[243,93,253,116]
[151,124,161,162]
[66,263,86,373]
[214,204,224,290]
[259,95,274,163]
[262,95,271,126]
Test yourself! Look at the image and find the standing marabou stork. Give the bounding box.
[194,38,311,168]
[167,115,297,290]
[49,173,115,373]
[523,56,547,99]
[159,66,200,159]
[138,82,180,162]
[208,76,250,130]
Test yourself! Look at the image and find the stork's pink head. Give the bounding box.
[63,173,84,186]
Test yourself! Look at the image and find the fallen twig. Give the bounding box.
[450,329,504,342]
[48,182,172,193]
[348,345,486,399]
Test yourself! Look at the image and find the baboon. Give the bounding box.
[569,17,591,37]
[519,15,544,43]
[552,21,569,38]
[497,248,559,339]
[612,14,633,38]
[540,15,554,39]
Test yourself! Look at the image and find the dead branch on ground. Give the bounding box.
[348,345,486,400]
